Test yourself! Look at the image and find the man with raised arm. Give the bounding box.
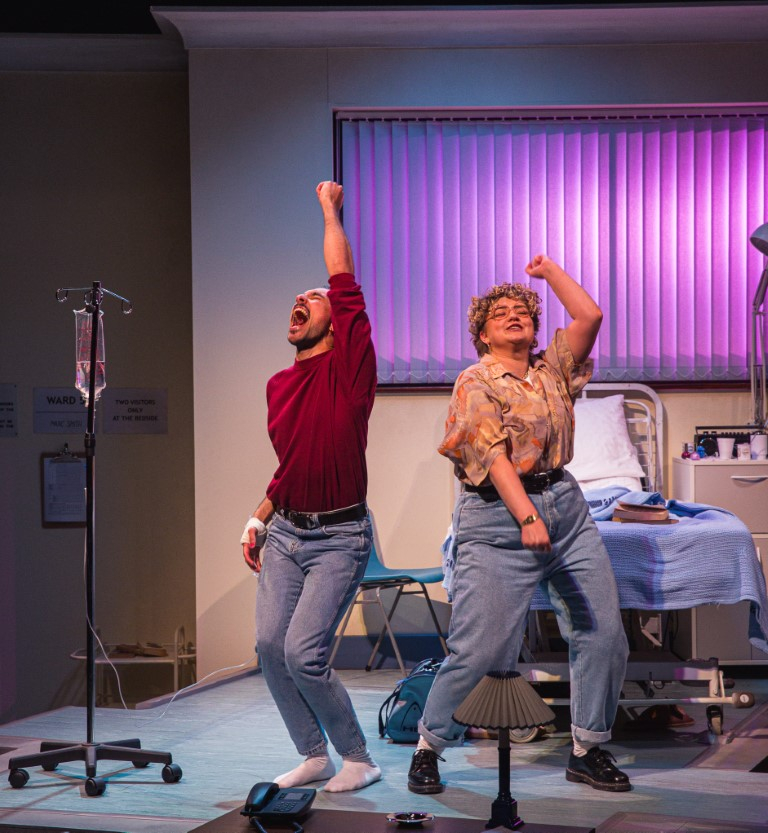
[240,181,380,793]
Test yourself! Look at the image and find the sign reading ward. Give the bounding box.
[34,388,88,434]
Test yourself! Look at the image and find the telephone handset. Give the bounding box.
[242,782,316,827]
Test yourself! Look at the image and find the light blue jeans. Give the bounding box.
[255,513,372,757]
[419,471,628,747]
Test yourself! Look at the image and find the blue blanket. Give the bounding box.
[442,490,768,655]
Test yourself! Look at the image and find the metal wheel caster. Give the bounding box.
[706,704,723,736]
[132,760,151,768]
[162,763,182,783]
[85,777,106,797]
[9,768,29,789]
[731,691,755,708]
[42,763,58,772]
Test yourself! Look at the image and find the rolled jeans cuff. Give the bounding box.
[571,723,612,744]
[418,718,464,749]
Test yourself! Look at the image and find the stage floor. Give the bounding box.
[1,669,767,833]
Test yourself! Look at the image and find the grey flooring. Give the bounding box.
[1,669,767,833]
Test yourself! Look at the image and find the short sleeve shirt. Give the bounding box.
[438,328,592,486]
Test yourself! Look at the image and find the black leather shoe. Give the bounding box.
[565,747,631,792]
[408,749,445,794]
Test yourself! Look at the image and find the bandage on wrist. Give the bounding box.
[241,516,268,547]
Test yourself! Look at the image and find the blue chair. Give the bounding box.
[329,536,448,675]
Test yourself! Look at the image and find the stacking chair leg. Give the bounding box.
[365,583,448,673]
[366,587,407,674]
[330,577,448,674]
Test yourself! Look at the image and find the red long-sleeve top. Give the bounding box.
[265,273,377,513]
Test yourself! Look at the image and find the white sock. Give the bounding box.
[572,739,598,758]
[324,751,381,793]
[275,754,336,787]
[416,736,445,755]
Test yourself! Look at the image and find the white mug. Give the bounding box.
[716,436,734,459]
[751,433,768,460]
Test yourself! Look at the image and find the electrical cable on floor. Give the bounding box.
[83,534,131,711]
[128,652,260,728]
[81,530,260,726]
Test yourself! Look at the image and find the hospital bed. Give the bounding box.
[507,383,767,739]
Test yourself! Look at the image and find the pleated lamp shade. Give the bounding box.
[453,671,555,730]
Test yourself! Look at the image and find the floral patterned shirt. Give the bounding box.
[438,329,592,485]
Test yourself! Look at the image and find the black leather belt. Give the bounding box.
[465,467,565,497]
[273,502,367,530]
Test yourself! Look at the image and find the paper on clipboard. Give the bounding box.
[43,453,86,524]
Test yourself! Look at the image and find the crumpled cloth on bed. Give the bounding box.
[581,485,665,519]
[441,491,768,654]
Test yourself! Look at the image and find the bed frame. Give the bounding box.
[575,381,664,494]
[518,381,756,741]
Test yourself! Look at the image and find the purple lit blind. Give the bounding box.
[339,116,768,384]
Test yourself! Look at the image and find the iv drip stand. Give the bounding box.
[8,282,182,797]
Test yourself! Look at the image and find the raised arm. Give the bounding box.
[525,254,602,364]
[317,181,354,276]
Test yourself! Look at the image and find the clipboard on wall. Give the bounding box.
[41,446,87,527]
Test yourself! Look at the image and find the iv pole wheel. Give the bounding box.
[162,763,182,783]
[85,777,106,797]
[9,769,29,789]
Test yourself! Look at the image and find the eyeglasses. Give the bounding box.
[487,304,532,321]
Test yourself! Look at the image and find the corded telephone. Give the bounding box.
[241,782,316,827]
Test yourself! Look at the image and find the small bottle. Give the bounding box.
[696,443,707,459]
[681,442,690,459]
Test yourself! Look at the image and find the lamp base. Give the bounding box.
[486,796,523,831]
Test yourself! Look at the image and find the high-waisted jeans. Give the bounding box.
[419,471,628,747]
[255,512,372,757]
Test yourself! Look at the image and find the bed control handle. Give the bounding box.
[730,475,768,483]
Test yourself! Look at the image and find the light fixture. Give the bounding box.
[749,223,768,428]
[453,672,555,831]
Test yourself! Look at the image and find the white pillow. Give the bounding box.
[565,394,646,484]
[576,475,644,493]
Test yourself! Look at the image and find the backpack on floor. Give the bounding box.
[378,658,445,743]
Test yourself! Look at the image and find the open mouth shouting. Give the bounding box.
[289,303,310,333]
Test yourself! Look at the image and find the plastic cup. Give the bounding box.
[751,433,768,460]
[716,437,735,459]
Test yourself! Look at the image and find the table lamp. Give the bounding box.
[454,671,555,831]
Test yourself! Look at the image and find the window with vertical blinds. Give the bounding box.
[336,111,768,385]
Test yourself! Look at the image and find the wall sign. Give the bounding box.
[102,388,168,434]
[34,387,88,434]
[0,383,17,436]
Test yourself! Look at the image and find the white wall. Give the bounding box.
[188,42,768,676]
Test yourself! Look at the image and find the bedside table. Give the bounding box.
[672,457,768,663]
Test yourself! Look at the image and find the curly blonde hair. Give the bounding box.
[468,282,542,357]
